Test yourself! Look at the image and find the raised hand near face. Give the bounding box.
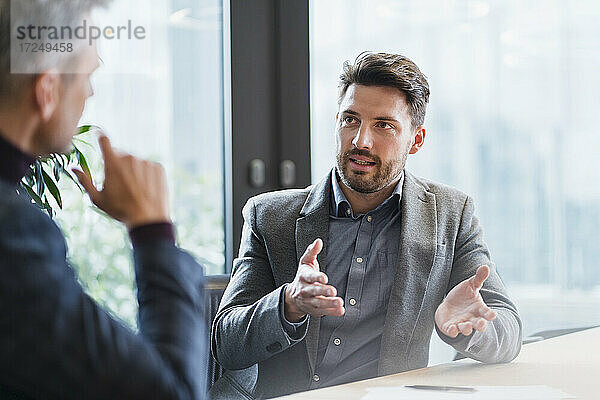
[284,238,345,322]
[435,265,497,338]
[73,134,170,230]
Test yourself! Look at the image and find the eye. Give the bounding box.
[375,121,393,129]
[341,115,358,126]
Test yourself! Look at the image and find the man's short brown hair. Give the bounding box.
[338,52,430,128]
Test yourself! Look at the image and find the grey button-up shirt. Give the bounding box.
[280,170,405,388]
[310,169,404,388]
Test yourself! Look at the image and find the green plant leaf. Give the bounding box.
[21,182,43,207]
[78,152,91,176]
[73,137,92,148]
[16,125,98,218]
[34,161,44,197]
[42,196,53,217]
[25,167,35,186]
[73,145,91,177]
[77,125,93,135]
[53,160,61,181]
[62,167,85,193]
[16,124,98,220]
[42,169,63,209]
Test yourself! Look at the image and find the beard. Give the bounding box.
[336,148,407,193]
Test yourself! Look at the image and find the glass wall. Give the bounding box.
[310,0,600,363]
[53,0,225,327]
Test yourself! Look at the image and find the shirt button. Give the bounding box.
[349,298,357,306]
[356,257,363,263]
[333,338,341,346]
[366,215,372,222]
[312,374,320,382]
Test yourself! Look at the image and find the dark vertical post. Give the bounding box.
[228,0,310,268]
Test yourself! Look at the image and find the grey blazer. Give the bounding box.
[211,170,522,399]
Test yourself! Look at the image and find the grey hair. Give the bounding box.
[0,0,110,101]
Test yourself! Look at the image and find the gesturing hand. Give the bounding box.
[284,238,345,323]
[73,135,170,230]
[435,265,497,338]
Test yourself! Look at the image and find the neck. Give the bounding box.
[338,174,401,214]
[0,103,40,156]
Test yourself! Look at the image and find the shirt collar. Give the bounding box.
[330,168,404,218]
[0,133,36,186]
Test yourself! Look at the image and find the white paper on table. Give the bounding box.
[360,385,576,400]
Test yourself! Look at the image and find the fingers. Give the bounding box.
[308,297,345,317]
[443,317,488,337]
[301,283,337,297]
[299,265,328,285]
[319,306,346,317]
[441,309,494,338]
[457,321,473,336]
[479,305,497,321]
[471,265,490,290]
[74,135,172,227]
[300,238,323,268]
[472,318,488,332]
[442,323,459,338]
[72,168,100,204]
[442,321,476,337]
[307,295,344,310]
[287,274,344,318]
[98,134,115,165]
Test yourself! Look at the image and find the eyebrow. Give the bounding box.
[373,117,399,123]
[341,109,360,117]
[341,109,399,123]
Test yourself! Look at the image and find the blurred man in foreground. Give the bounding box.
[0,1,207,398]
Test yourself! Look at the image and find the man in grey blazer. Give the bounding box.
[211,52,522,399]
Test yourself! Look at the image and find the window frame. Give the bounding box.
[227,0,311,270]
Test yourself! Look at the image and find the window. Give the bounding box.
[55,0,226,327]
[310,0,600,363]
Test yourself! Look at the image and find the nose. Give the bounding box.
[351,124,373,150]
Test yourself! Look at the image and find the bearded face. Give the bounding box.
[334,84,421,195]
[336,147,407,194]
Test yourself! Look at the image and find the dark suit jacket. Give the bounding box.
[211,170,521,399]
[0,179,207,399]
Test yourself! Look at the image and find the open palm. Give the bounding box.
[435,265,497,338]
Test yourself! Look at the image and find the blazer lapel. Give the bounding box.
[295,173,331,372]
[378,170,437,375]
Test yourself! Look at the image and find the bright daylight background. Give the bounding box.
[53,0,224,328]
[47,0,600,362]
[310,0,600,364]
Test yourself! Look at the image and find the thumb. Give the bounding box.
[73,168,100,204]
[300,238,323,268]
[471,265,490,290]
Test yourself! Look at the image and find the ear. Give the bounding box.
[409,126,426,154]
[34,70,61,122]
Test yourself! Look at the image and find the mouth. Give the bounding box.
[348,156,377,172]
